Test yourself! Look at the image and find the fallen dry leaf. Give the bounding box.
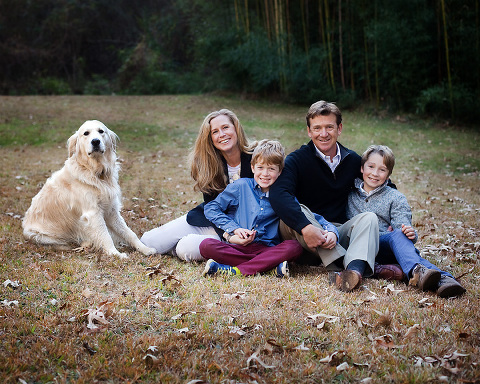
[458,332,470,339]
[373,308,392,327]
[81,288,94,298]
[80,300,115,329]
[306,313,340,322]
[319,351,347,365]
[1,299,19,307]
[246,349,276,369]
[145,264,164,279]
[294,341,310,351]
[382,283,405,295]
[336,361,350,371]
[228,326,247,338]
[263,339,284,354]
[3,279,20,289]
[372,334,400,349]
[144,354,161,368]
[146,346,158,353]
[160,274,182,289]
[171,311,199,321]
[83,342,97,355]
[360,378,373,384]
[404,324,420,339]
[418,297,435,308]
[354,295,378,305]
[223,291,248,299]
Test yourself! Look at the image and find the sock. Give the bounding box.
[346,260,367,276]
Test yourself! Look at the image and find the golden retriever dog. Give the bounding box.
[22,120,157,259]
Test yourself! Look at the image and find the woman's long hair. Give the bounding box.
[188,109,253,195]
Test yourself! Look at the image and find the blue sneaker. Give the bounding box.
[203,259,241,277]
[264,261,289,278]
[276,261,289,278]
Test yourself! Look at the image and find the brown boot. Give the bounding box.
[409,264,441,291]
[328,270,362,292]
[436,276,466,298]
[374,263,405,281]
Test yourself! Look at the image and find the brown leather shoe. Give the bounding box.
[409,264,441,291]
[436,276,466,298]
[374,263,406,281]
[328,270,362,292]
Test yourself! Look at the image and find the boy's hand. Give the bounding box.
[229,230,256,246]
[401,224,416,240]
[319,231,337,249]
[301,224,327,252]
[234,228,256,239]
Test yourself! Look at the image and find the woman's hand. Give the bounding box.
[229,228,256,246]
[401,224,416,240]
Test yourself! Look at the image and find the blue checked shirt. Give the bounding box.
[204,178,338,247]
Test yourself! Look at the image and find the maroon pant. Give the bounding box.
[199,238,303,276]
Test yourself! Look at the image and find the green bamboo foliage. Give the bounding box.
[1,0,479,122]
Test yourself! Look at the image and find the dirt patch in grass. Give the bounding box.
[1,95,479,383]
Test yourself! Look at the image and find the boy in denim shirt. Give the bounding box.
[200,140,338,277]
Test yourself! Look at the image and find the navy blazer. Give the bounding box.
[186,152,254,231]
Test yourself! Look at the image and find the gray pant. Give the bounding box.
[279,205,378,276]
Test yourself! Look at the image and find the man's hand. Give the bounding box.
[301,224,327,251]
[401,224,416,240]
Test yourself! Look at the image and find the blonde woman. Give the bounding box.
[141,109,255,261]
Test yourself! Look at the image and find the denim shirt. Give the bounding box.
[204,178,281,247]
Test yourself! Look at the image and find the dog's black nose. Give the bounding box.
[91,139,101,146]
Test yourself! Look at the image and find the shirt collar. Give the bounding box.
[253,179,269,197]
[314,143,341,171]
[359,180,388,197]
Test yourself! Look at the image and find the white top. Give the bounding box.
[227,163,241,184]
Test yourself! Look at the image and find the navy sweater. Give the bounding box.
[269,141,361,233]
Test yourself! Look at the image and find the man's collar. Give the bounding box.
[314,143,341,161]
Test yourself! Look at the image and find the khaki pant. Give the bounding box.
[279,205,378,276]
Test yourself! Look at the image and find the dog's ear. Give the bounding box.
[67,133,78,157]
[107,128,119,153]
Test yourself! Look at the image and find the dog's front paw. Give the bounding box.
[136,244,157,256]
[107,248,129,259]
[142,246,157,256]
[117,252,129,259]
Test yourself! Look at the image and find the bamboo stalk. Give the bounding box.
[324,0,335,92]
[440,0,454,117]
[338,0,345,90]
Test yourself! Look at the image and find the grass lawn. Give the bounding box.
[0,95,479,383]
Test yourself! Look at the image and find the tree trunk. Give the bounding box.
[440,0,454,117]
[338,0,345,90]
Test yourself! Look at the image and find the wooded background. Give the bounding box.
[1,0,478,123]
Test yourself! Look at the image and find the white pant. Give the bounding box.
[140,215,219,262]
